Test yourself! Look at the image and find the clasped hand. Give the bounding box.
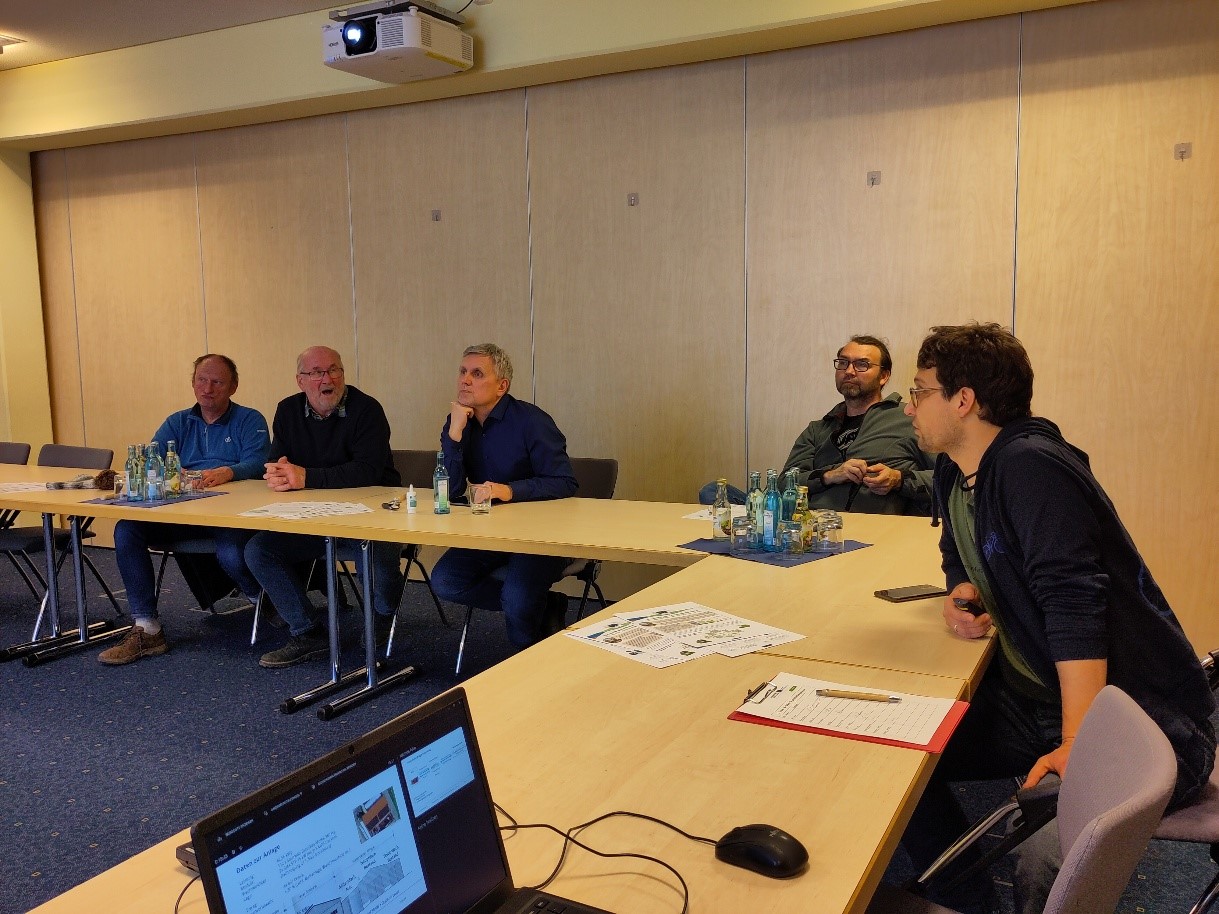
[264,456,305,491]
[823,459,902,494]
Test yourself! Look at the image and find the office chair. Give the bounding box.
[452,456,618,676]
[562,457,618,619]
[0,441,32,466]
[0,442,32,550]
[1149,648,1219,914]
[0,444,123,637]
[868,685,1177,914]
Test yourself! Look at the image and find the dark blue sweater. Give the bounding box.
[935,417,1214,805]
[268,386,399,490]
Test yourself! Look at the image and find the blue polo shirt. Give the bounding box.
[440,393,577,502]
[151,401,270,481]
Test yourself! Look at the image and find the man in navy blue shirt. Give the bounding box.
[430,343,578,648]
[99,354,270,666]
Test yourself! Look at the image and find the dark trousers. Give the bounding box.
[244,532,404,636]
[430,548,568,649]
[114,520,259,622]
[900,664,1062,910]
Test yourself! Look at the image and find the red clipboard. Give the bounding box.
[728,698,969,753]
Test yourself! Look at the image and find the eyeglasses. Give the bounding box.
[298,367,344,381]
[833,358,880,372]
[908,387,945,407]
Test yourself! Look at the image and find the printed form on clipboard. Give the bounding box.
[729,671,968,753]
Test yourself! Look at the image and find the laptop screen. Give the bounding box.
[192,688,514,914]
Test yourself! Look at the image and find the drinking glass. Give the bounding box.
[469,483,492,515]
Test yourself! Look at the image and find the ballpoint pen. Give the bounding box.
[815,688,902,703]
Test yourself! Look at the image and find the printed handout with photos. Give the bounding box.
[564,616,716,668]
[566,601,803,668]
[240,501,374,520]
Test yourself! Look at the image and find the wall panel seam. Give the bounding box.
[524,88,537,404]
[62,149,86,446]
[192,133,209,352]
[343,113,361,382]
[1010,13,1023,333]
[742,55,751,477]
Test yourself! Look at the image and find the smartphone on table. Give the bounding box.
[874,584,948,603]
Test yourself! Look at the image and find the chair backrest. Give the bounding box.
[0,441,31,465]
[1045,685,1176,914]
[570,457,618,500]
[38,443,113,470]
[392,449,440,488]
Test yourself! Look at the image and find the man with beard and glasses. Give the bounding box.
[779,335,933,515]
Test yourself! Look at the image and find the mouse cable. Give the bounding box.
[531,808,717,891]
[494,801,518,831]
[504,821,690,914]
[173,873,201,914]
[568,810,717,847]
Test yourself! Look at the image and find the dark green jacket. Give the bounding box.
[782,393,934,515]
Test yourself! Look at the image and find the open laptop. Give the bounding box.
[190,687,614,914]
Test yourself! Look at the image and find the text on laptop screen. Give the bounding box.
[199,700,509,914]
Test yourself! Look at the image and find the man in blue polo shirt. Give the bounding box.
[430,343,578,649]
[99,354,270,665]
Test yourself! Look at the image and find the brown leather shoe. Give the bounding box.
[98,625,169,665]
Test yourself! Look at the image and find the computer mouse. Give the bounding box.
[715,824,809,878]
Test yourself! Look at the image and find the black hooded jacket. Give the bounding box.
[934,417,1215,805]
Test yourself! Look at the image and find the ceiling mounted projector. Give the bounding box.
[323,1,474,83]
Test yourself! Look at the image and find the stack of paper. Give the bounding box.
[565,601,803,668]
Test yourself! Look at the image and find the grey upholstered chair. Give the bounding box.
[868,685,1177,914]
[1150,649,1219,914]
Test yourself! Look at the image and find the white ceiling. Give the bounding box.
[0,1,339,71]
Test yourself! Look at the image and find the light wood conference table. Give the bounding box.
[5,466,987,914]
[31,641,968,914]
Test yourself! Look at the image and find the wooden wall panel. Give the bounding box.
[31,149,84,447]
[746,18,1019,475]
[63,135,205,463]
[528,60,747,504]
[1017,0,1219,647]
[195,117,355,422]
[347,90,532,451]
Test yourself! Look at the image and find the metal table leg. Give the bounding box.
[318,540,417,720]
[2,513,127,664]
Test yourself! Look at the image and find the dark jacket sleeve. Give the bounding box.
[511,411,577,502]
[268,401,290,463]
[783,420,833,494]
[987,447,1110,662]
[439,416,468,498]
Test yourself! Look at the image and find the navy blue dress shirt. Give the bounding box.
[440,393,577,502]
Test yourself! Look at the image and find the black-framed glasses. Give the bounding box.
[298,367,345,381]
[908,386,944,407]
[833,358,879,372]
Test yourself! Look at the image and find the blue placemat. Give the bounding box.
[82,491,227,508]
[678,537,871,567]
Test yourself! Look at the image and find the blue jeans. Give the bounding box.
[114,520,259,622]
[899,663,1062,914]
[430,548,569,649]
[244,532,404,636]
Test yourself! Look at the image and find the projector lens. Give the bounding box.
[341,16,378,55]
